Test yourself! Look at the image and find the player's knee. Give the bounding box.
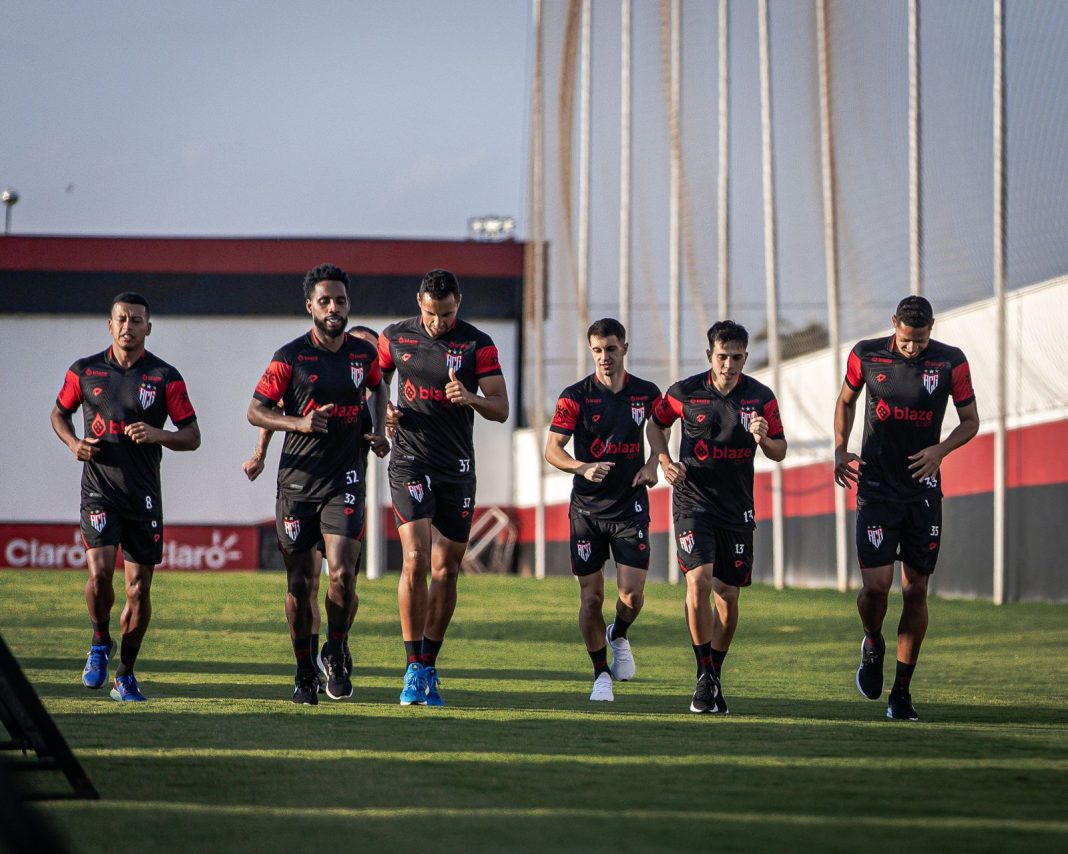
[901,581,928,608]
[288,574,312,600]
[619,589,644,612]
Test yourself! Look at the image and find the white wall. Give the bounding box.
[0,315,516,523]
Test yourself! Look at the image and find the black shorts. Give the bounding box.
[570,512,650,575]
[389,467,476,543]
[856,496,942,574]
[80,502,163,566]
[276,489,366,556]
[674,516,754,587]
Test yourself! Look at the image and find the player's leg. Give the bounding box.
[704,527,753,714]
[82,544,118,689]
[110,560,153,702]
[420,532,467,707]
[605,521,649,682]
[683,563,720,714]
[276,499,322,705]
[319,533,360,700]
[310,544,324,691]
[397,519,433,705]
[571,516,612,700]
[854,500,903,701]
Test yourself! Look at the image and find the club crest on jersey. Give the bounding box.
[631,404,645,425]
[867,526,884,548]
[576,540,592,562]
[739,408,755,431]
[284,516,301,542]
[678,531,695,554]
[407,481,424,503]
[922,370,940,394]
[351,363,365,388]
[88,509,107,533]
[445,347,464,373]
[138,383,157,409]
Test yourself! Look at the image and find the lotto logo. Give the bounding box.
[867,526,884,548]
[678,531,695,554]
[88,510,107,533]
[577,540,592,562]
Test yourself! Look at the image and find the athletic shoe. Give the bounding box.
[856,635,885,700]
[315,646,327,694]
[292,672,319,706]
[589,671,614,702]
[424,666,445,707]
[887,690,919,721]
[320,645,352,700]
[82,639,115,689]
[710,677,730,715]
[689,672,720,714]
[343,637,353,677]
[109,674,147,702]
[606,625,636,682]
[399,662,425,706]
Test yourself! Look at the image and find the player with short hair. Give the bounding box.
[248,265,388,705]
[544,318,660,702]
[834,295,979,721]
[51,292,201,702]
[378,269,509,707]
[648,320,787,714]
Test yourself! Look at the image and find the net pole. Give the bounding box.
[619,0,632,332]
[759,0,785,590]
[365,458,383,579]
[909,0,922,296]
[577,0,592,381]
[992,0,1007,604]
[717,0,730,319]
[667,0,682,585]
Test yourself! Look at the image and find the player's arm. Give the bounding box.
[908,400,980,481]
[748,401,787,462]
[124,420,201,451]
[632,446,660,488]
[833,382,864,488]
[544,430,614,483]
[363,372,391,458]
[247,398,332,434]
[50,404,100,462]
[445,371,510,423]
[646,419,686,485]
[243,427,274,481]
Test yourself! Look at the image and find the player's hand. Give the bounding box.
[73,436,101,462]
[661,457,687,485]
[385,401,402,439]
[908,445,945,481]
[749,414,769,444]
[124,422,163,444]
[579,461,615,483]
[833,449,864,489]
[364,433,390,458]
[298,403,333,434]
[632,460,659,488]
[243,457,265,481]
[445,368,471,406]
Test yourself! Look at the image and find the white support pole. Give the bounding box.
[530,0,547,580]
[619,0,632,332]
[758,0,785,590]
[667,0,682,585]
[577,0,592,380]
[992,0,1007,604]
[365,459,384,579]
[717,0,730,319]
[908,0,922,296]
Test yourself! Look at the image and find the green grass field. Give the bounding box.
[2,570,1066,853]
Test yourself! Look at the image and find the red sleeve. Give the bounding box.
[377,333,395,373]
[549,397,580,434]
[56,369,83,413]
[763,398,785,439]
[165,379,197,427]
[844,351,864,390]
[366,356,382,390]
[475,344,502,378]
[254,360,292,405]
[951,360,975,406]
[651,392,683,428]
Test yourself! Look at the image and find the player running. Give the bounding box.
[834,295,979,721]
[248,265,388,705]
[648,320,787,715]
[378,269,508,707]
[544,319,660,702]
[51,292,201,702]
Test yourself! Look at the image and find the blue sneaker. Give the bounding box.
[110,674,147,702]
[399,662,425,706]
[82,639,115,689]
[424,666,445,707]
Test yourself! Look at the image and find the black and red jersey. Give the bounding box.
[550,373,661,521]
[378,317,502,481]
[254,330,381,501]
[652,372,784,530]
[56,347,197,517]
[844,336,975,502]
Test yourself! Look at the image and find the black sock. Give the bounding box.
[309,633,319,656]
[892,660,916,694]
[115,638,140,678]
[293,635,314,674]
[864,630,884,652]
[421,637,443,668]
[92,620,111,647]
[404,639,422,666]
[693,642,713,678]
[609,614,633,641]
[326,624,347,655]
[711,647,728,677]
[589,645,610,677]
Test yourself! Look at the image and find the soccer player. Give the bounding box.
[378,269,508,707]
[243,325,383,694]
[50,292,201,702]
[248,265,388,705]
[544,319,660,702]
[648,320,787,715]
[834,295,979,721]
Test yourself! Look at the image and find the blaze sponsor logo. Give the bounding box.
[397,336,420,345]
[631,405,645,425]
[589,438,641,459]
[91,413,107,437]
[88,509,107,533]
[875,399,892,422]
[712,445,753,460]
[284,517,301,542]
[90,414,133,437]
[577,540,592,562]
[138,383,157,409]
[875,373,887,383]
[678,531,695,554]
[404,378,417,402]
[298,354,319,362]
[86,368,108,377]
[141,374,162,382]
[407,481,424,503]
[867,526,884,548]
[922,370,940,394]
[351,364,365,387]
[694,439,709,461]
[585,398,602,404]
[871,356,893,363]
[892,405,935,422]
[924,360,949,368]
[691,398,711,405]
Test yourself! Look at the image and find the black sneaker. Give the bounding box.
[710,677,730,715]
[343,637,353,677]
[689,672,720,714]
[321,646,352,700]
[856,635,885,700]
[887,690,919,721]
[292,671,319,706]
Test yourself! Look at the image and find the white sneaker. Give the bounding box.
[607,625,636,681]
[589,671,614,701]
